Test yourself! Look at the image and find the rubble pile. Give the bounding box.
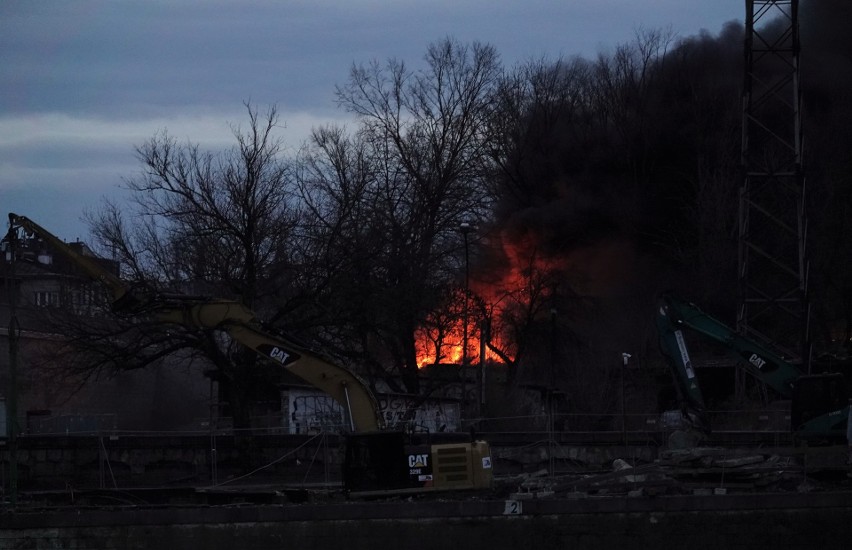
[497,446,852,499]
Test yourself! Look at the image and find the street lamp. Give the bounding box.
[621,352,632,455]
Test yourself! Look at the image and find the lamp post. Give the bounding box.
[621,352,632,455]
[460,222,472,409]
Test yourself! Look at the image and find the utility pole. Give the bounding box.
[460,222,472,410]
[5,229,20,507]
[478,317,489,416]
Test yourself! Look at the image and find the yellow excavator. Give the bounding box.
[5,213,493,497]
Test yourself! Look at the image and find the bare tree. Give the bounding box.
[294,38,502,393]
[62,103,300,429]
[290,125,393,389]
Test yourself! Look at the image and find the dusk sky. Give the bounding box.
[1,0,744,241]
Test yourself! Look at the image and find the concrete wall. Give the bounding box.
[1,434,342,491]
[2,493,851,549]
[1,433,661,492]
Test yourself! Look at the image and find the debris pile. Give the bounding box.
[497,446,852,499]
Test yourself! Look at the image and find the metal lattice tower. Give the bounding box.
[738,0,810,371]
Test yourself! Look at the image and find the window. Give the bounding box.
[33,290,60,308]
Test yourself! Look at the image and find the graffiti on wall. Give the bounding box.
[283,390,460,434]
[377,395,459,432]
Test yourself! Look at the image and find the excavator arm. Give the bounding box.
[5,213,383,433]
[151,299,381,432]
[656,299,707,417]
[658,293,849,440]
[658,293,801,399]
[6,214,158,314]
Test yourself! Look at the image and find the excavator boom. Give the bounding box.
[659,294,801,398]
[7,214,128,303]
[657,293,849,440]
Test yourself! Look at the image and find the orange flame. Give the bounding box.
[415,231,559,368]
[415,306,506,368]
[414,228,637,367]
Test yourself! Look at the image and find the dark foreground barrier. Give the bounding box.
[2,492,852,550]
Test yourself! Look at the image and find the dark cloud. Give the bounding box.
[1,0,744,118]
[0,0,745,240]
[1,1,350,117]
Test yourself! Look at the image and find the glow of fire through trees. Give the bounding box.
[414,234,563,368]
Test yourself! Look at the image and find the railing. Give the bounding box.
[0,409,805,495]
[464,409,793,435]
[26,413,117,435]
[12,409,795,438]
